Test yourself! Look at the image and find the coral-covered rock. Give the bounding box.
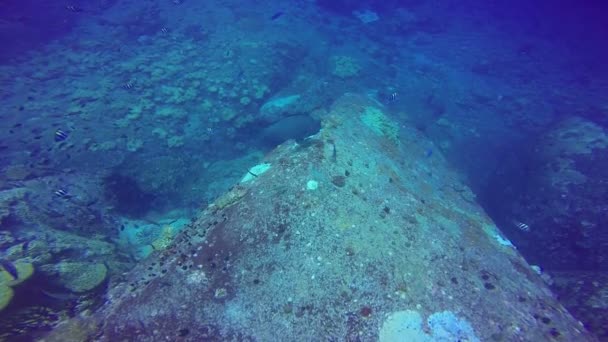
[508,117,608,270]
[331,55,361,78]
[54,262,108,293]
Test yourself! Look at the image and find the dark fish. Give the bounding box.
[45,209,65,218]
[22,240,31,251]
[123,82,134,90]
[29,145,41,155]
[54,129,69,142]
[41,289,80,301]
[85,198,98,207]
[0,260,19,280]
[161,27,169,34]
[270,11,284,20]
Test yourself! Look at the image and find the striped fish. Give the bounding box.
[54,129,69,142]
[54,189,69,198]
[514,221,531,232]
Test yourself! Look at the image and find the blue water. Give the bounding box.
[1,0,607,340]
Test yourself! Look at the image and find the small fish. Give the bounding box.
[425,149,433,158]
[54,129,69,142]
[270,11,285,21]
[66,5,83,12]
[236,69,245,80]
[22,240,32,251]
[514,221,530,232]
[161,27,169,34]
[123,82,134,90]
[388,92,398,102]
[0,260,19,280]
[54,188,70,198]
[41,289,80,301]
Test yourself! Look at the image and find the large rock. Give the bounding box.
[45,94,595,341]
[484,116,608,340]
[506,117,608,271]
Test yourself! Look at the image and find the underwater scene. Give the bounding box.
[1,0,607,341]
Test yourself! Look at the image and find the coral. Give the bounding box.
[160,85,196,104]
[152,127,168,139]
[88,140,118,151]
[0,285,13,311]
[427,311,480,342]
[259,94,302,123]
[261,95,301,111]
[4,164,32,181]
[353,10,379,23]
[252,83,270,99]
[150,225,176,250]
[0,231,15,248]
[239,96,251,106]
[0,207,8,226]
[379,310,480,342]
[542,117,608,157]
[41,315,99,342]
[380,310,427,341]
[0,188,27,225]
[0,260,33,312]
[167,136,184,148]
[126,138,144,152]
[306,180,319,190]
[241,163,272,183]
[210,186,248,210]
[219,107,237,121]
[155,106,187,119]
[0,260,34,286]
[56,262,108,293]
[331,55,361,78]
[360,106,399,142]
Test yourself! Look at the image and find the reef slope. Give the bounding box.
[46,94,595,341]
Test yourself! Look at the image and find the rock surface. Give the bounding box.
[45,94,596,341]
